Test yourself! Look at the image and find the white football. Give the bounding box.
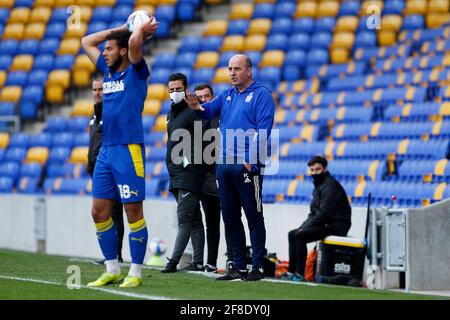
[127,10,153,33]
[149,238,166,256]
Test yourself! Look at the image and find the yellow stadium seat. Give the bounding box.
[335,16,359,32]
[331,48,350,64]
[221,35,245,51]
[29,7,52,24]
[244,34,267,51]
[24,23,46,39]
[294,2,317,19]
[428,0,449,13]
[0,71,6,88]
[71,100,93,117]
[203,20,228,36]
[259,50,285,67]
[8,8,30,24]
[147,84,169,100]
[2,23,25,40]
[426,13,450,28]
[72,54,96,88]
[381,15,403,31]
[10,55,34,71]
[195,51,219,69]
[360,0,384,16]
[229,3,254,20]
[78,6,93,24]
[58,38,81,55]
[64,23,87,39]
[153,115,168,132]
[54,0,76,6]
[158,0,177,4]
[46,70,71,103]
[135,0,157,6]
[378,30,397,46]
[248,19,272,35]
[0,133,10,149]
[255,0,276,3]
[143,99,162,116]
[404,0,427,15]
[205,0,224,4]
[0,86,22,103]
[331,32,355,50]
[212,67,230,83]
[134,5,155,15]
[96,0,117,5]
[25,147,49,164]
[68,146,89,164]
[317,1,339,17]
[77,0,97,5]
[0,0,14,8]
[33,0,55,6]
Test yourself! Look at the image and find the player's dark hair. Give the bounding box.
[194,83,214,96]
[308,155,328,168]
[105,30,131,49]
[168,73,187,89]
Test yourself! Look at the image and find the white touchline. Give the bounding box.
[0,275,176,300]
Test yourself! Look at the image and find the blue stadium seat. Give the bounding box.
[227,19,249,35]
[275,2,296,19]
[52,132,74,148]
[145,179,161,197]
[68,117,89,132]
[285,49,307,68]
[48,147,71,164]
[20,163,42,179]
[0,8,9,24]
[46,163,75,178]
[156,19,171,38]
[5,147,27,163]
[54,55,75,70]
[355,31,377,48]
[56,178,90,195]
[192,68,215,85]
[87,22,108,35]
[212,83,231,95]
[91,7,113,23]
[0,40,18,55]
[73,132,89,147]
[112,5,133,22]
[20,101,39,120]
[38,38,59,55]
[21,85,44,105]
[339,0,360,16]
[293,18,315,34]
[306,49,329,65]
[153,52,176,69]
[45,22,66,38]
[142,116,155,131]
[33,54,54,71]
[149,68,171,84]
[175,52,197,68]
[0,102,15,116]
[0,177,14,193]
[177,2,198,22]
[9,133,30,148]
[17,177,40,194]
[160,100,172,115]
[259,67,282,86]
[288,33,310,50]
[145,133,166,146]
[178,67,192,82]
[27,70,49,86]
[201,36,223,51]
[402,15,424,30]
[271,18,292,35]
[311,32,332,49]
[45,117,68,132]
[383,0,405,15]
[155,5,176,23]
[0,162,20,180]
[0,55,12,70]
[179,36,202,52]
[266,34,288,51]
[5,71,27,87]
[253,3,275,19]
[315,17,336,33]
[17,40,38,55]
[245,51,262,67]
[283,65,301,81]
[218,51,238,67]
[146,146,166,161]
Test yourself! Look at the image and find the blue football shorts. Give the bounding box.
[92,144,146,203]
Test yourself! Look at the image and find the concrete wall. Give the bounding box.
[406,199,450,291]
[0,195,368,269]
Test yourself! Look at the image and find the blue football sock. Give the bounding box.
[129,218,148,264]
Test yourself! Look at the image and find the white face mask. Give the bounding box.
[169,91,185,104]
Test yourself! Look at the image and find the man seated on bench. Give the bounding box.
[284,155,352,281]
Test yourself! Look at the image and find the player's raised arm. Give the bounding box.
[129,18,159,64]
[81,24,128,65]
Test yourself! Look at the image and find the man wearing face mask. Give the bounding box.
[284,155,351,281]
[161,73,210,273]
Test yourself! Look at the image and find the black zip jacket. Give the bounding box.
[301,171,352,235]
[87,102,103,177]
[166,100,211,194]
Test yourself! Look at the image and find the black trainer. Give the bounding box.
[182,263,205,272]
[161,258,178,273]
[244,268,265,281]
[216,269,248,281]
[204,264,218,273]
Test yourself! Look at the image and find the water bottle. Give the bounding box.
[391,195,399,208]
